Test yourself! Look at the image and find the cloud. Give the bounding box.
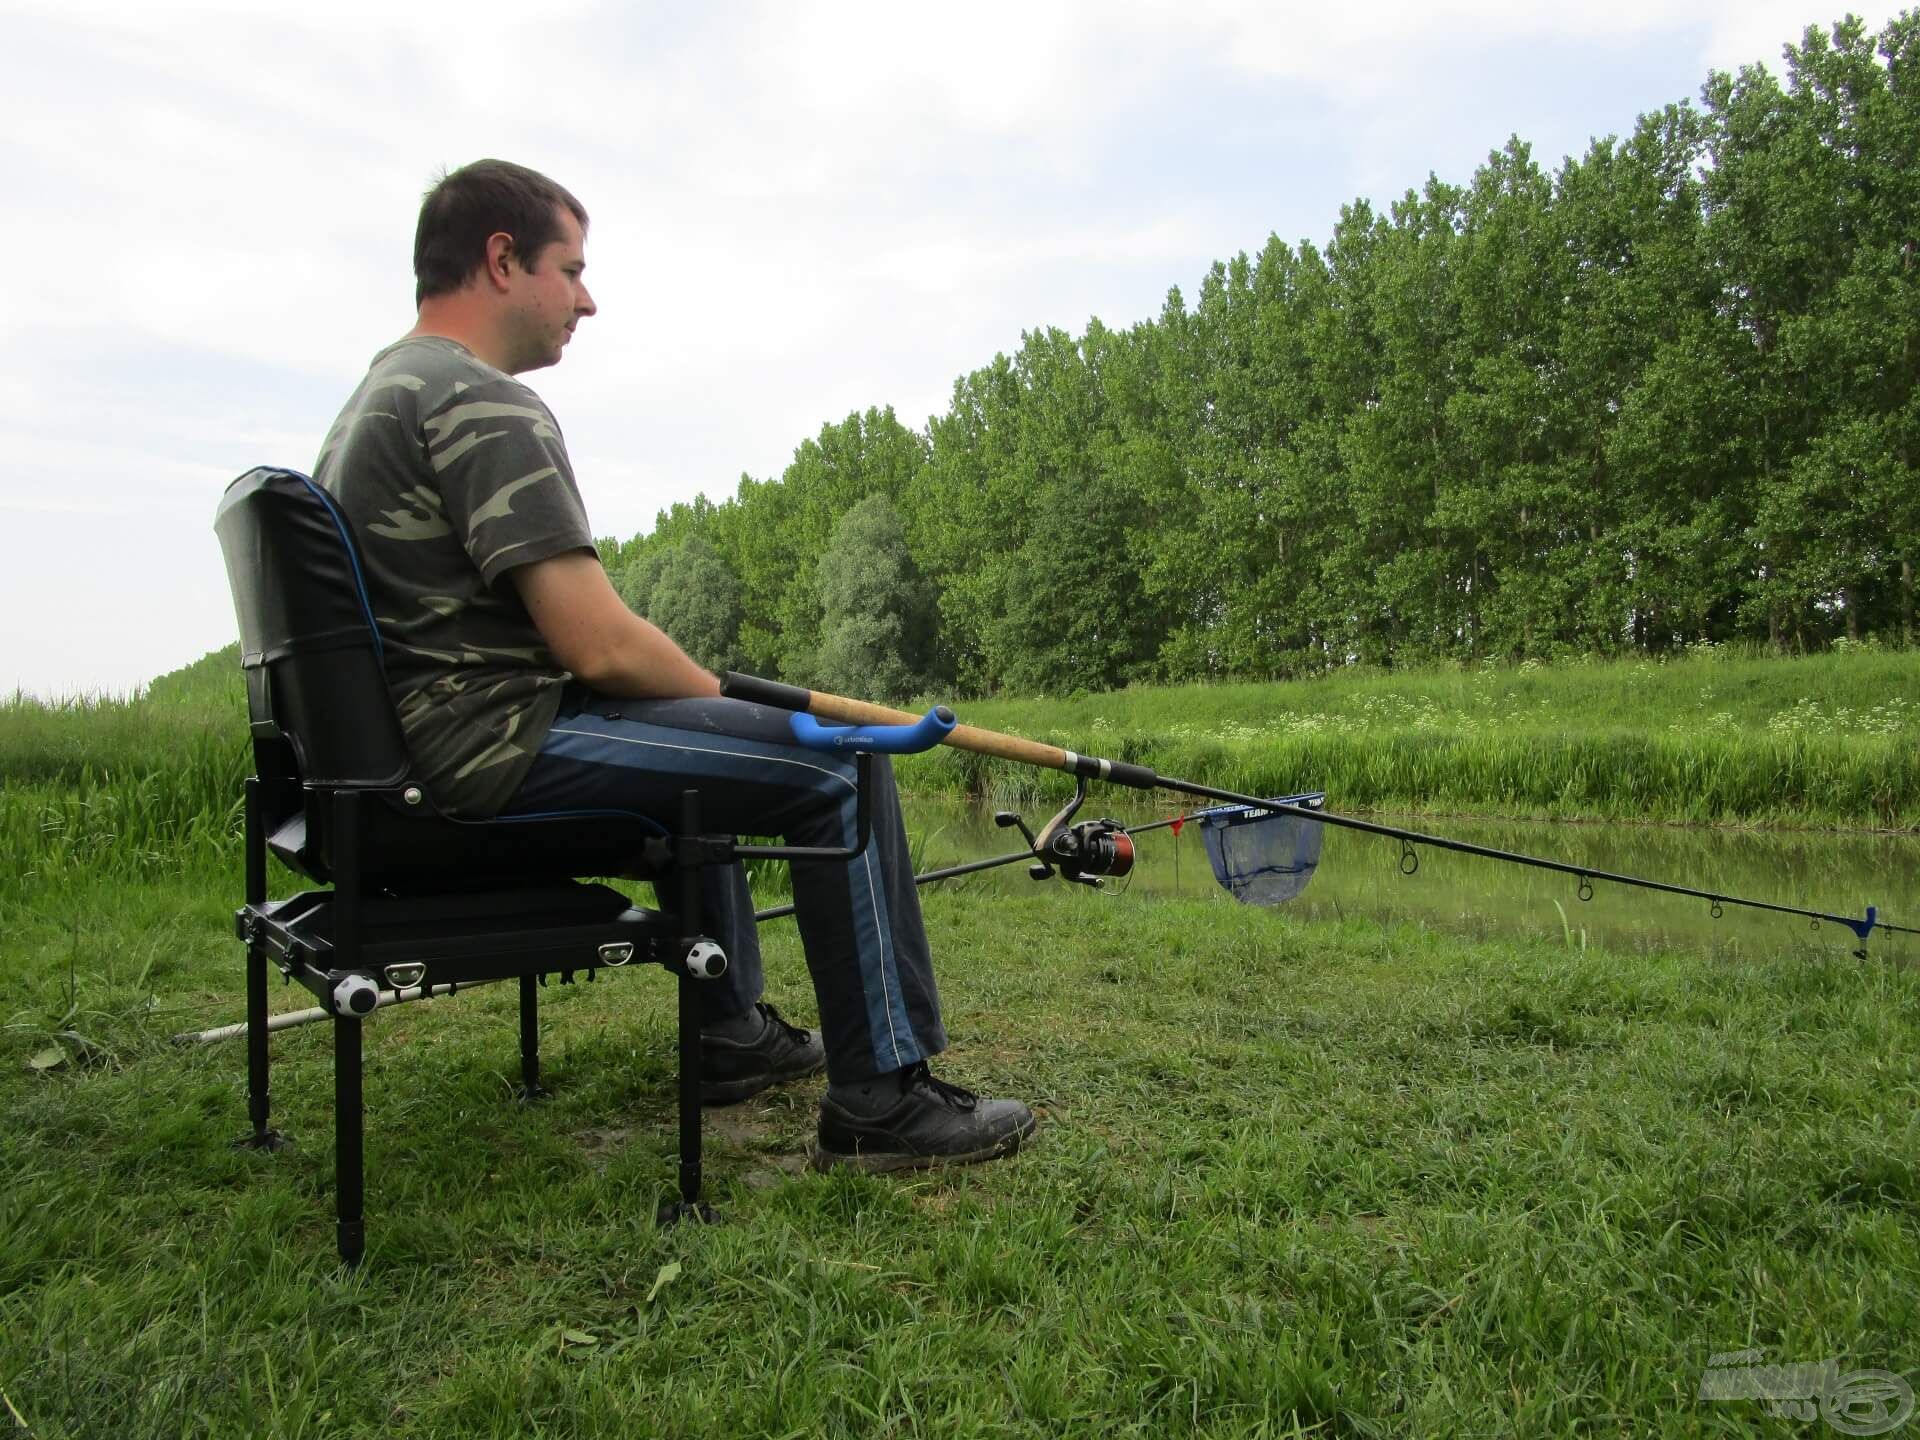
[0,0,1899,692]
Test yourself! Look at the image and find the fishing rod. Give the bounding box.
[719,672,1916,952]
[173,685,1904,1048]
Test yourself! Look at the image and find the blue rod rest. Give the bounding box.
[789,706,956,755]
[1845,905,1878,941]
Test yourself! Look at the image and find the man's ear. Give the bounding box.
[482,231,518,292]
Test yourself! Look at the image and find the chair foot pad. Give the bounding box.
[656,1200,719,1227]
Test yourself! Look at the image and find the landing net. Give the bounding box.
[1199,794,1326,906]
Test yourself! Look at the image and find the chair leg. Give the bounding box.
[656,968,715,1226]
[335,1013,365,1267]
[660,787,716,1226]
[233,940,287,1151]
[517,976,549,1101]
[676,966,705,1209]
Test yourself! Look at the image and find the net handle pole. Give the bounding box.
[1147,774,1917,939]
[173,977,507,1045]
[752,809,1212,921]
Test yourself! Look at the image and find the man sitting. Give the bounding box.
[312,158,1033,1171]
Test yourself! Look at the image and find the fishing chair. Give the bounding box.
[213,466,885,1266]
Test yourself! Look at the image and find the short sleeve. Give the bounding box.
[420,379,596,587]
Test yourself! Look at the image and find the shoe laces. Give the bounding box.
[756,1001,812,1045]
[899,1059,977,1112]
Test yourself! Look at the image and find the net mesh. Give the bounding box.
[1199,794,1325,906]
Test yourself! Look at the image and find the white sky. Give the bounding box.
[0,0,1891,696]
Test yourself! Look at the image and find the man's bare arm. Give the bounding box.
[511,551,721,699]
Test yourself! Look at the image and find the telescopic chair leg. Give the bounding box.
[660,787,716,1226]
[668,964,714,1221]
[233,941,287,1152]
[234,776,286,1153]
[517,975,550,1102]
[335,1013,365,1267]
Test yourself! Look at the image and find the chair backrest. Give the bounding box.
[214,466,412,791]
[215,466,663,892]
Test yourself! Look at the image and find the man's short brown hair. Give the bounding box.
[412,159,589,306]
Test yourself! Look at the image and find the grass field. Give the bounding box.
[2,646,1916,1436]
[898,645,1920,829]
[6,648,1919,892]
[4,881,1916,1437]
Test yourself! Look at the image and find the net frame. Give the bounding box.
[1198,792,1326,906]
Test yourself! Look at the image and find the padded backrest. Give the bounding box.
[214,467,664,892]
[214,466,411,789]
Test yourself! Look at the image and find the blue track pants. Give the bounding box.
[503,689,947,1083]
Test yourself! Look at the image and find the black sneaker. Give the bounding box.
[813,1061,1036,1172]
[700,1002,825,1105]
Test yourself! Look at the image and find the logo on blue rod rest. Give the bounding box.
[788,707,956,756]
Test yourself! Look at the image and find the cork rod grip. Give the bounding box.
[800,690,1074,774]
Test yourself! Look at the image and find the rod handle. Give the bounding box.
[724,673,1081,776]
[720,672,812,711]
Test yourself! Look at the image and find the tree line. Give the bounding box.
[605,14,1919,700]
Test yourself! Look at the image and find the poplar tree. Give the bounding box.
[597,12,1917,682]
[812,494,937,701]
[644,536,745,674]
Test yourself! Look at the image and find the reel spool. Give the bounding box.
[1070,820,1135,880]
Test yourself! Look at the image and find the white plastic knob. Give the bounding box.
[684,940,728,980]
[332,974,381,1017]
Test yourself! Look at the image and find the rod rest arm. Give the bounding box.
[649,752,878,867]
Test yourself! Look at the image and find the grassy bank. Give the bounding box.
[3,875,1916,1436]
[898,646,1920,829]
[3,648,1914,1434]
[4,650,1917,885]
[4,648,248,884]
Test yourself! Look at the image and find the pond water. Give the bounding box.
[900,795,1920,963]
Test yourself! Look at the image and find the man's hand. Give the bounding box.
[511,551,720,699]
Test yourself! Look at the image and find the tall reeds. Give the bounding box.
[4,646,1911,894]
[897,648,1920,829]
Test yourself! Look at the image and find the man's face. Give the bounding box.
[501,205,596,374]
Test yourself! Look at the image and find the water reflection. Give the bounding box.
[903,796,1920,962]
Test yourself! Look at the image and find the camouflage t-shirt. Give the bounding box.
[313,337,595,818]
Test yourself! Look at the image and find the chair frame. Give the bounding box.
[218,465,877,1266]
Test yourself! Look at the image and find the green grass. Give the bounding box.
[951,643,1920,737]
[899,646,1920,828]
[2,645,1915,1434]
[2,879,1915,1437]
[4,647,249,884]
[6,648,1914,887]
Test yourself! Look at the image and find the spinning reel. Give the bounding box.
[996,775,1135,888]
